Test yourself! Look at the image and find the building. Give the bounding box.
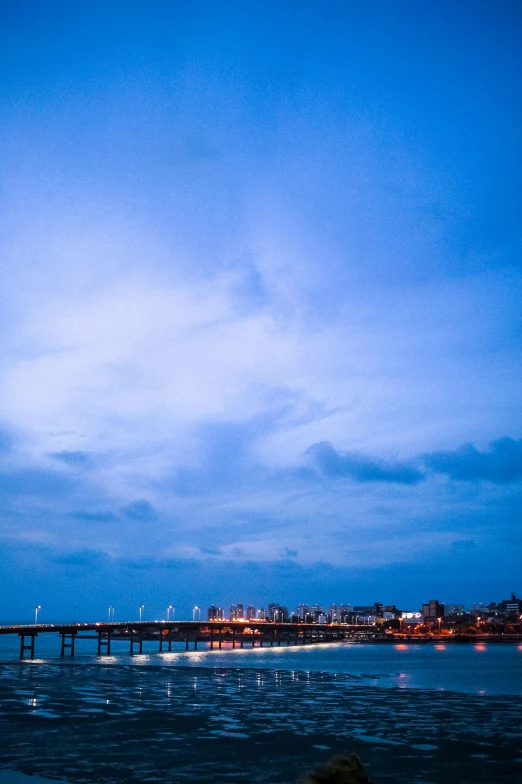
[497,593,522,618]
[422,599,445,621]
[246,605,256,620]
[268,603,288,622]
[256,608,266,620]
[207,605,224,621]
[328,604,352,623]
[445,603,466,616]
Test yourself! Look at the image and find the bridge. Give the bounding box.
[0,620,368,658]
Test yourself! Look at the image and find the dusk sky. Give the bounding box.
[1,1,521,621]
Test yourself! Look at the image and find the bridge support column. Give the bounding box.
[185,631,189,651]
[218,627,222,649]
[60,632,76,657]
[19,633,37,659]
[130,632,142,654]
[97,630,111,656]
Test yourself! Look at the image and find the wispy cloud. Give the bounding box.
[306,441,425,484]
[51,451,92,468]
[424,437,522,484]
[121,499,158,521]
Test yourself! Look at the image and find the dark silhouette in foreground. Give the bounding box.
[299,754,373,784]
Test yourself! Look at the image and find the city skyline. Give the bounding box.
[4,589,521,626]
[1,2,521,617]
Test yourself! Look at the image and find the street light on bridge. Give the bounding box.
[34,605,41,624]
[108,606,115,622]
[192,606,200,622]
[167,605,174,621]
[139,605,145,621]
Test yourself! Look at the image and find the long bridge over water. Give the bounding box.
[0,620,368,659]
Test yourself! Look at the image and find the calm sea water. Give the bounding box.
[1,634,521,695]
[1,637,521,783]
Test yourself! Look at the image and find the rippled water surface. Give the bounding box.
[1,635,522,694]
[0,640,521,783]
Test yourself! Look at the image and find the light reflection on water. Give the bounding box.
[0,636,521,695]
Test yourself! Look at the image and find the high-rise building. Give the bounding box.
[246,605,256,620]
[256,608,266,620]
[328,604,352,623]
[445,604,466,616]
[207,605,223,621]
[268,603,288,622]
[421,599,444,621]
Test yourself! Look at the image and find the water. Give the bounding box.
[0,637,521,783]
[1,634,521,695]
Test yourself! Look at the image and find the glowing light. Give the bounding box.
[395,644,407,651]
[474,643,486,652]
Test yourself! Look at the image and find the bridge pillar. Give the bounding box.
[130,632,142,654]
[97,629,111,656]
[185,631,189,651]
[218,627,222,649]
[19,633,37,659]
[60,632,76,657]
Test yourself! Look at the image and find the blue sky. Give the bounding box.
[0,1,521,621]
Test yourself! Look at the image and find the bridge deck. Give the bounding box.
[0,621,366,658]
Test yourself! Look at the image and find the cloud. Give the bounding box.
[71,510,117,523]
[121,499,158,521]
[0,467,77,497]
[51,549,108,567]
[200,545,222,555]
[306,441,425,484]
[451,539,477,551]
[51,450,92,467]
[120,556,198,570]
[424,437,522,484]
[0,427,13,454]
